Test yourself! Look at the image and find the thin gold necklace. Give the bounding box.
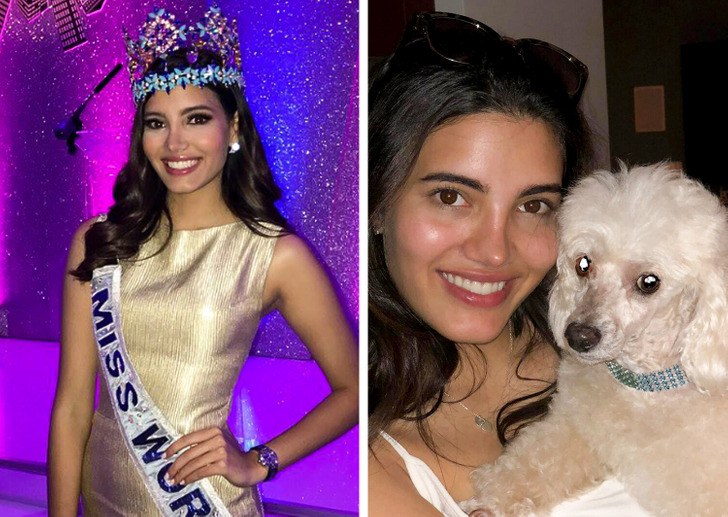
[451,322,513,433]
[456,401,493,432]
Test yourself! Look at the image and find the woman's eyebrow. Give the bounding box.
[180,105,214,115]
[520,184,562,197]
[420,172,484,192]
[143,105,213,117]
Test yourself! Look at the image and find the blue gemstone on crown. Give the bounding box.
[124,4,245,104]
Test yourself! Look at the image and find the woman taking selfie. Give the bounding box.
[48,6,358,516]
[369,12,647,516]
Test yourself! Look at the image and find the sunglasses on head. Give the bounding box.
[403,12,589,104]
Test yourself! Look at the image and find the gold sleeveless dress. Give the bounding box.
[81,221,278,516]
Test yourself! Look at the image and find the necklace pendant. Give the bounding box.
[475,415,492,432]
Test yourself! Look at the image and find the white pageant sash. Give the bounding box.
[91,265,233,517]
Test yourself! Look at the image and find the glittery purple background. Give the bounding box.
[0,0,358,512]
[0,0,358,360]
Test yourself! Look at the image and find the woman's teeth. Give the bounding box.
[441,272,506,296]
[167,159,199,170]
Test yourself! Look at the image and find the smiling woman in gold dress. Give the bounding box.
[47,7,357,516]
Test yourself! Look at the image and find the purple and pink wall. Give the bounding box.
[0,0,358,514]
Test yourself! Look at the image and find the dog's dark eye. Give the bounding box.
[637,273,660,294]
[575,255,592,276]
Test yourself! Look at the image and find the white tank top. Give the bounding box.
[380,432,650,517]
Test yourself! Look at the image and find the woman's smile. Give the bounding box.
[142,86,237,198]
[162,156,202,176]
[382,112,563,344]
[439,271,508,296]
[438,270,513,307]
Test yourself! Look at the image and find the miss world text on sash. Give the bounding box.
[91,265,233,517]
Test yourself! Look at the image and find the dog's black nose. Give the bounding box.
[565,322,601,353]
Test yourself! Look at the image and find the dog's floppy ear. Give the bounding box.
[679,264,728,395]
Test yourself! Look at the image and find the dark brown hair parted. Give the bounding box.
[368,31,593,451]
[72,49,289,281]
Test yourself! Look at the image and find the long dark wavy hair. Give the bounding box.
[369,21,593,451]
[72,48,289,281]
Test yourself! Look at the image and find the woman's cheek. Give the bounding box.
[384,206,455,300]
[522,223,558,271]
[397,210,458,259]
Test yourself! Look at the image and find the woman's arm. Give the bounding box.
[255,234,359,467]
[164,234,358,486]
[47,220,99,516]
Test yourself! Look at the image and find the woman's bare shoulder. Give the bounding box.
[67,216,103,270]
[368,436,444,517]
[76,214,106,234]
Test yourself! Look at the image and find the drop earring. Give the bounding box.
[228,142,241,154]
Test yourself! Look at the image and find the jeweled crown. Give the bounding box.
[124,5,244,103]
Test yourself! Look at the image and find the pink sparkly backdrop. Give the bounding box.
[0,0,358,357]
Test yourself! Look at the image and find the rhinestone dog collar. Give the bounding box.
[125,6,244,104]
[606,361,689,392]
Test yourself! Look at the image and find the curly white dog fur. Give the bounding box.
[461,164,728,517]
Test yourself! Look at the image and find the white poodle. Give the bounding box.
[461,163,728,516]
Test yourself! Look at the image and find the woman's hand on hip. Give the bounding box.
[163,427,268,487]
